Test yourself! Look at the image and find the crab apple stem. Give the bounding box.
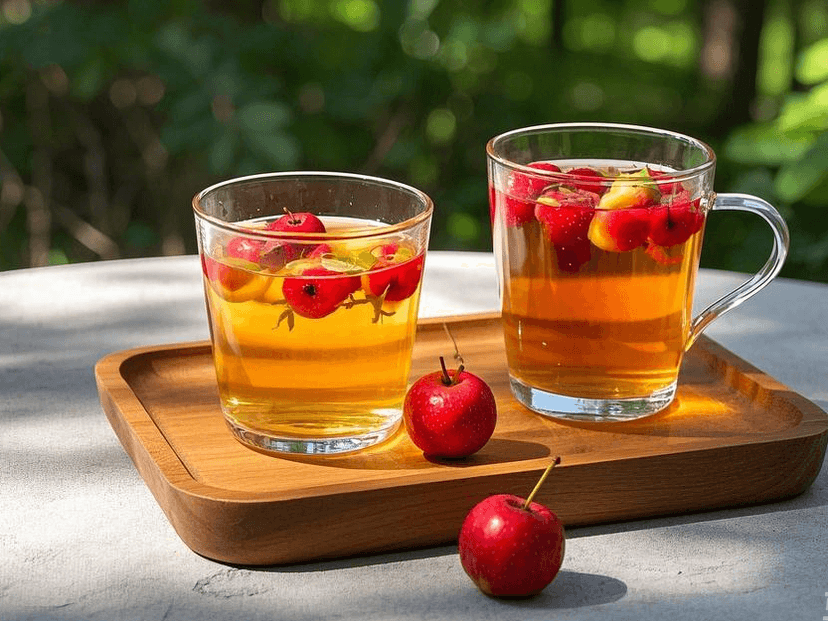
[442,322,465,366]
[282,206,298,224]
[438,356,464,386]
[522,456,562,510]
[439,356,452,386]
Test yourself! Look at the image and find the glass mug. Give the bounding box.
[487,123,789,422]
[193,172,433,454]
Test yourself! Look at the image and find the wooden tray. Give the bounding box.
[95,312,828,566]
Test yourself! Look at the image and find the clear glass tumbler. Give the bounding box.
[193,172,433,454]
[487,123,789,422]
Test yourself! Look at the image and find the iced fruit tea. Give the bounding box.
[201,215,424,449]
[492,162,706,400]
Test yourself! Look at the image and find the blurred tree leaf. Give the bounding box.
[723,123,814,165]
[778,83,828,132]
[237,102,292,133]
[775,130,828,202]
[795,37,828,85]
[244,131,300,168]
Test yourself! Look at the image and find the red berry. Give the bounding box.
[259,240,299,270]
[599,208,651,251]
[307,243,333,258]
[266,211,327,234]
[362,254,424,302]
[203,236,264,292]
[201,256,247,292]
[648,192,705,247]
[459,493,565,597]
[404,362,497,459]
[226,236,264,262]
[282,267,360,319]
[502,162,561,227]
[563,167,607,195]
[646,168,684,195]
[554,239,592,273]
[534,187,598,245]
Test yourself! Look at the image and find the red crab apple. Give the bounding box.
[362,254,424,302]
[534,186,598,245]
[502,161,562,227]
[282,267,360,319]
[563,166,607,195]
[646,167,684,195]
[403,356,497,459]
[264,209,327,265]
[459,457,565,598]
[648,192,705,247]
[266,209,327,234]
[201,235,268,300]
[587,171,660,252]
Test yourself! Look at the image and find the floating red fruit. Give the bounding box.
[502,162,561,227]
[266,211,327,234]
[648,192,705,247]
[554,239,592,273]
[259,240,299,270]
[201,256,248,292]
[534,187,598,246]
[563,167,607,195]
[226,236,264,262]
[362,254,424,302]
[646,168,684,195]
[588,207,651,252]
[282,267,360,319]
[202,235,264,295]
[307,243,334,258]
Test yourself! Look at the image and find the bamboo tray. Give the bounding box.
[95,312,828,566]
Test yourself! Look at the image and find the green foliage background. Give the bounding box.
[0,0,826,282]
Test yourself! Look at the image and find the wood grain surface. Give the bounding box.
[95,312,828,566]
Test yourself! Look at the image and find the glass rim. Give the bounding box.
[486,122,717,184]
[192,171,434,241]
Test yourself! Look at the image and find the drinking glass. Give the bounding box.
[193,172,433,454]
[487,123,789,422]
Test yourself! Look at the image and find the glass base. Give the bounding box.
[509,376,677,422]
[226,419,401,455]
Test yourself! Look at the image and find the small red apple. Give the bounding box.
[458,457,565,598]
[362,254,425,302]
[282,267,360,319]
[265,209,327,234]
[501,161,562,227]
[403,357,497,459]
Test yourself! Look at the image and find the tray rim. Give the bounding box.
[96,311,828,504]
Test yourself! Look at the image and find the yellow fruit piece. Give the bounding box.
[597,171,660,211]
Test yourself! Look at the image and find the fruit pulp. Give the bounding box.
[201,217,424,449]
[494,160,706,401]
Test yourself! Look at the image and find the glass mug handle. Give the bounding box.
[687,193,790,350]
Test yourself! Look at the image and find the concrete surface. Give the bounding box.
[1,251,826,621]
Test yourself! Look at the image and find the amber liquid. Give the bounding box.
[202,224,423,444]
[500,221,704,400]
